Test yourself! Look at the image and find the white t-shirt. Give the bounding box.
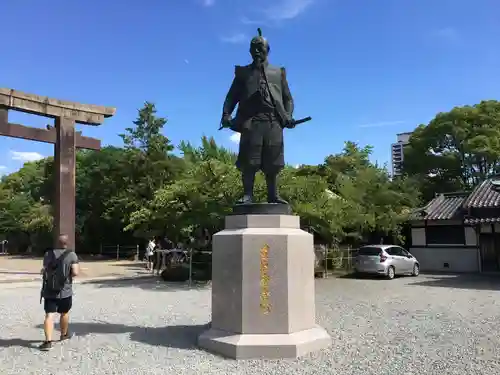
[146,241,156,256]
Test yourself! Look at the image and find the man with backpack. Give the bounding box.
[39,234,79,351]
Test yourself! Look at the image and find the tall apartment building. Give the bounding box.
[391,132,412,176]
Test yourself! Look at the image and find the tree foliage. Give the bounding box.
[0,103,422,253]
[403,100,500,200]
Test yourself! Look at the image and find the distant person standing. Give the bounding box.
[146,238,156,271]
[39,234,79,351]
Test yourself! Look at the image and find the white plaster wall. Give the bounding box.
[409,247,479,273]
[465,227,477,246]
[411,228,426,246]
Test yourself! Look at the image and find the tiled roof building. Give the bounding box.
[409,176,500,273]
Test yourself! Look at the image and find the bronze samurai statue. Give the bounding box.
[220,28,311,205]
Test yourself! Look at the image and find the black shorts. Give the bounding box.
[44,296,73,314]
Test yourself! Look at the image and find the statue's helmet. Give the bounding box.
[250,28,270,53]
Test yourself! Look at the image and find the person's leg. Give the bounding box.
[58,297,73,340]
[152,253,157,273]
[40,299,57,350]
[60,313,70,337]
[44,314,54,341]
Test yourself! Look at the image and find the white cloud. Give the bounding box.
[240,0,315,27]
[201,0,215,6]
[264,0,315,21]
[229,133,241,143]
[241,17,262,25]
[220,33,247,44]
[10,151,44,162]
[357,120,406,129]
[0,166,6,170]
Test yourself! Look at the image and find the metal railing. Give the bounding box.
[1,240,8,255]
[96,243,358,284]
[150,249,212,286]
[314,245,356,277]
[145,246,356,285]
[99,244,140,261]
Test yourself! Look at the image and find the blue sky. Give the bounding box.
[1,0,500,175]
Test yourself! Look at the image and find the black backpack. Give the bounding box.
[44,249,72,293]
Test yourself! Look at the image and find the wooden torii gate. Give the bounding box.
[0,88,116,250]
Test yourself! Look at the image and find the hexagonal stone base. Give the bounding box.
[198,325,331,359]
[198,214,331,359]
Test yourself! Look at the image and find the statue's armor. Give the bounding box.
[229,64,289,132]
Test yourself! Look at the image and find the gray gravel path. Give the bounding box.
[1,274,500,374]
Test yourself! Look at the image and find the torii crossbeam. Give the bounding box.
[0,88,116,251]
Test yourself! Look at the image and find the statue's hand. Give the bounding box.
[284,117,296,129]
[221,114,233,128]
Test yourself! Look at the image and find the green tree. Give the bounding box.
[126,136,241,242]
[74,147,139,249]
[126,138,419,247]
[403,100,500,200]
[0,101,423,254]
[119,102,182,203]
[0,160,53,252]
[279,167,348,245]
[304,142,420,243]
[73,103,185,249]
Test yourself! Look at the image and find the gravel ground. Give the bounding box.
[1,274,500,375]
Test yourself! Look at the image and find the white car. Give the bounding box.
[354,245,420,280]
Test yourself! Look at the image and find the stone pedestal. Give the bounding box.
[198,206,331,359]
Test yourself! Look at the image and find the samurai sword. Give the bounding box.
[218,116,312,131]
[285,116,312,128]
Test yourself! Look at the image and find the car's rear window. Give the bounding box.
[358,246,382,256]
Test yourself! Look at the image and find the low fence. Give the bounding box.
[0,240,7,255]
[149,249,212,286]
[99,244,140,260]
[134,245,357,284]
[0,240,358,273]
[315,246,356,277]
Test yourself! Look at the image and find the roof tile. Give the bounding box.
[464,217,500,225]
[463,179,500,208]
[412,192,468,220]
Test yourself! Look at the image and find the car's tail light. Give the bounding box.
[380,254,387,263]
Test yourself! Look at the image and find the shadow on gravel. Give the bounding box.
[409,274,500,291]
[338,273,389,280]
[110,262,147,269]
[1,255,43,260]
[0,338,40,349]
[82,277,211,292]
[34,321,209,350]
[0,270,39,275]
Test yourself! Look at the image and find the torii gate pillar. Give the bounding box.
[0,88,116,250]
[54,116,77,250]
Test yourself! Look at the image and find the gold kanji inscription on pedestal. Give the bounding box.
[260,244,270,314]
